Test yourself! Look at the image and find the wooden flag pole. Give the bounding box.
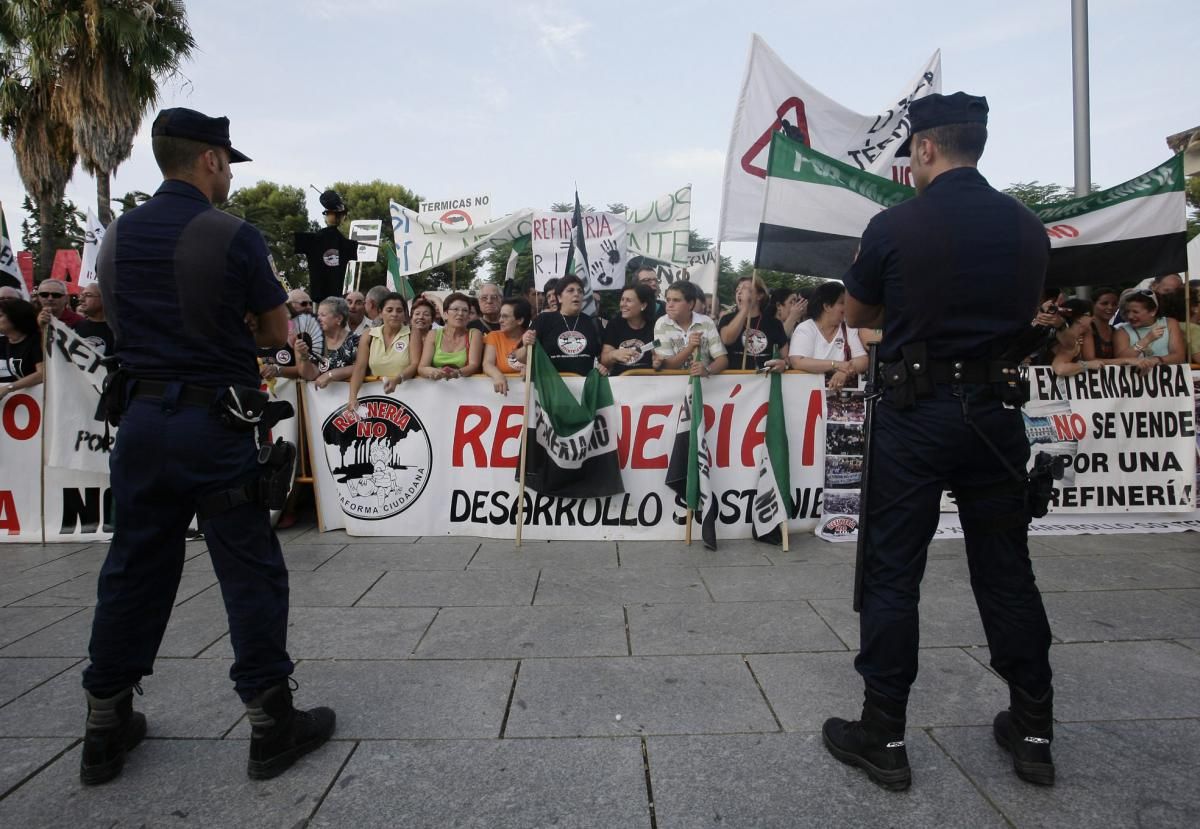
[685,509,693,545]
[781,516,790,553]
[514,344,535,546]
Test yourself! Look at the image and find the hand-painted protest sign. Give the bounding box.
[531,210,629,291]
[418,194,492,230]
[391,203,534,277]
[303,373,827,540]
[633,248,720,298]
[348,220,382,264]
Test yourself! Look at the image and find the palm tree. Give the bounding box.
[54,1,195,225]
[0,6,79,282]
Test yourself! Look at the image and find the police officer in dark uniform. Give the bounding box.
[81,107,335,785]
[822,93,1056,790]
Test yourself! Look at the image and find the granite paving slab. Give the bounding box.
[0,738,353,829]
[318,540,480,570]
[309,738,648,829]
[931,720,1200,829]
[0,658,80,707]
[356,569,539,607]
[0,658,242,738]
[764,542,858,565]
[0,573,91,607]
[200,606,437,660]
[1030,555,1200,592]
[1000,640,1200,721]
[698,563,852,602]
[647,732,1007,829]
[9,570,218,608]
[627,600,846,655]
[534,566,711,605]
[1035,531,1200,555]
[415,605,627,659]
[810,589,991,649]
[0,738,75,799]
[1162,588,1200,608]
[0,544,90,572]
[504,654,778,738]
[1042,589,1200,642]
[1177,638,1200,651]
[306,530,421,545]
[0,590,230,658]
[279,543,347,570]
[0,607,85,650]
[285,568,386,607]
[469,540,618,569]
[225,659,516,740]
[620,539,775,568]
[1146,548,1200,573]
[749,647,1008,731]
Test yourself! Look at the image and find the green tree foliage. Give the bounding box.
[223,182,315,290]
[114,190,151,214]
[1186,176,1200,241]
[19,194,83,276]
[1002,181,1100,208]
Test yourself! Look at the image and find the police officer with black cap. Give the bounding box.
[822,92,1056,791]
[82,107,335,785]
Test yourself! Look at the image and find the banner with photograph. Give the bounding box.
[303,373,827,539]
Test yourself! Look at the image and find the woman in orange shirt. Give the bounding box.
[482,297,532,395]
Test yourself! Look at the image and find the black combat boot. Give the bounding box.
[823,688,911,791]
[245,681,336,780]
[80,685,147,785]
[994,685,1055,786]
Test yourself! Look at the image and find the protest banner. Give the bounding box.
[78,209,106,289]
[418,194,492,229]
[44,319,113,474]
[303,373,827,540]
[531,207,628,295]
[719,34,940,242]
[634,248,720,298]
[0,386,44,541]
[391,203,533,278]
[623,186,692,265]
[348,219,382,263]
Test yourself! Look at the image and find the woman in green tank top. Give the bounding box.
[418,292,483,380]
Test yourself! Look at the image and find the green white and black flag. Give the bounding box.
[666,377,718,550]
[523,342,623,498]
[0,203,27,298]
[752,364,793,540]
[1033,154,1188,287]
[755,132,913,278]
[756,132,1187,287]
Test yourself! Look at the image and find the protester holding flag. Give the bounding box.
[520,275,604,376]
[718,275,789,371]
[482,298,531,395]
[348,293,418,410]
[1114,289,1186,372]
[787,281,866,391]
[653,281,727,377]
[0,297,44,397]
[601,284,656,375]
[418,292,483,381]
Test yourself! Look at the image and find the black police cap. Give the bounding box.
[896,92,989,158]
[319,190,347,214]
[151,107,251,163]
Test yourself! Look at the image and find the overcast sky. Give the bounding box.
[1,0,1193,269]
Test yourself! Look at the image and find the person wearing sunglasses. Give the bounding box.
[34,278,84,328]
[1114,287,1186,371]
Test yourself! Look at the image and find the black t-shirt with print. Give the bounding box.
[0,335,42,381]
[532,311,602,375]
[73,318,114,357]
[602,316,654,375]
[718,312,788,369]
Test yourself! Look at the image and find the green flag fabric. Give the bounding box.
[666,376,718,550]
[522,342,623,498]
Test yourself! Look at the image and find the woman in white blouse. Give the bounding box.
[788,281,868,391]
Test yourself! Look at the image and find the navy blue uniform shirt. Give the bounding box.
[101,180,286,387]
[842,167,1049,363]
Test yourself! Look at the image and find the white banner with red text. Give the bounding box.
[303,373,828,539]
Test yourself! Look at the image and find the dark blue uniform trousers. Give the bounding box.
[83,388,293,702]
[855,384,1053,704]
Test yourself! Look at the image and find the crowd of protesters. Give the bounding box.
[3,266,1198,407]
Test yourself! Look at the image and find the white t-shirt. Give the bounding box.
[789,319,866,363]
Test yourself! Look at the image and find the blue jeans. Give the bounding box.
[83,385,293,702]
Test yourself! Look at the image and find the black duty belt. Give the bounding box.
[132,380,222,408]
[881,359,1020,385]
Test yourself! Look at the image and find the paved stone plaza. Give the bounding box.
[1,523,1198,828]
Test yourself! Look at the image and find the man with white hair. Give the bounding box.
[468,282,503,333]
[344,290,368,336]
[36,278,84,327]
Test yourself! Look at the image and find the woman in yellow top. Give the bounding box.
[482,297,532,395]
[418,292,483,380]
[348,293,419,412]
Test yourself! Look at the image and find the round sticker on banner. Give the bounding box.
[322,248,340,267]
[743,328,768,356]
[320,395,432,521]
[557,330,587,356]
[619,338,645,364]
[275,348,293,366]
